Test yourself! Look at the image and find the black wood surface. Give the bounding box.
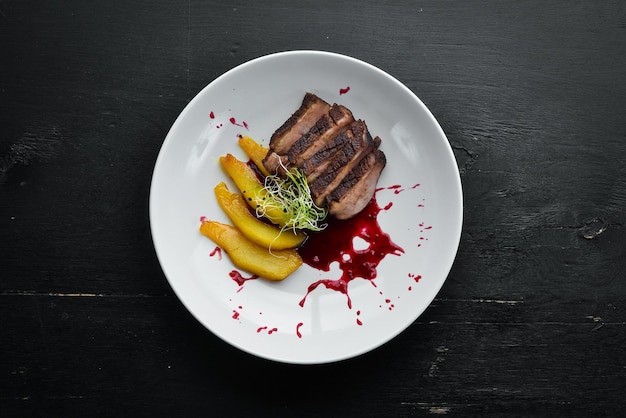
[1,1,625,416]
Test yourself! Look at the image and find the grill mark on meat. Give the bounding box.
[328,144,384,200]
[307,120,375,206]
[263,93,330,175]
[300,133,349,181]
[327,148,386,219]
[267,92,330,155]
[287,104,354,167]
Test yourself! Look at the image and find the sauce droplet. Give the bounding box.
[229,117,249,130]
[209,246,222,260]
[229,271,258,287]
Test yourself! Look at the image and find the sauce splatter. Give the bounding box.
[296,322,304,338]
[209,246,222,260]
[229,117,249,130]
[229,271,258,287]
[339,86,351,95]
[409,273,422,282]
[209,111,215,119]
[298,195,404,309]
[257,326,278,335]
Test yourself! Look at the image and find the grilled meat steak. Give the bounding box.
[263,92,386,220]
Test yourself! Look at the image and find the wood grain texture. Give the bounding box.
[1,0,625,416]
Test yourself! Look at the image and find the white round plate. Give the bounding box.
[150,50,462,364]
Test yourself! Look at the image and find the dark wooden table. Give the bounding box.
[2,1,624,416]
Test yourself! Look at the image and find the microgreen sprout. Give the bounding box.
[256,166,328,233]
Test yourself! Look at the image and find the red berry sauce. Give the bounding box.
[297,195,404,309]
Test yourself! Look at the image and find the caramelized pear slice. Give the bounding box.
[214,181,306,250]
[200,220,302,281]
[219,153,290,226]
[238,136,271,177]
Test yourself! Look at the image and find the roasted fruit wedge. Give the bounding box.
[214,181,306,250]
[238,135,271,177]
[219,153,290,226]
[199,220,302,281]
